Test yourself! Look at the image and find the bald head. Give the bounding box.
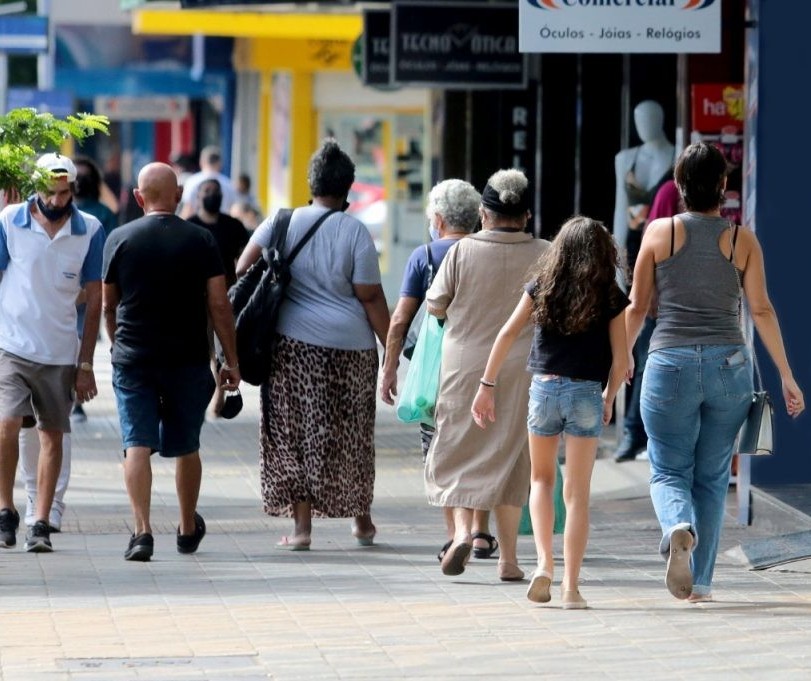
[135,162,181,213]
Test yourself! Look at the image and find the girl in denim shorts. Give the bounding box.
[472,216,629,609]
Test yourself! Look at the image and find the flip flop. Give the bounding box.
[665,528,693,599]
[472,531,499,559]
[352,524,377,547]
[275,536,311,551]
[441,540,472,576]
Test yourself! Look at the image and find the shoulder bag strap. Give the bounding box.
[424,243,435,286]
[728,221,740,263]
[286,209,336,265]
[728,221,761,390]
[670,217,675,257]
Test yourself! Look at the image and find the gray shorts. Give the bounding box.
[0,350,74,432]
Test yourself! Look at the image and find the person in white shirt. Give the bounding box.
[0,153,105,553]
[179,145,237,218]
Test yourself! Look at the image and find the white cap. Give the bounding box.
[35,153,77,182]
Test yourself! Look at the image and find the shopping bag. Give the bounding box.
[396,313,444,426]
[737,391,774,456]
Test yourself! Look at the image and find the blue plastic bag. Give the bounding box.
[397,313,444,426]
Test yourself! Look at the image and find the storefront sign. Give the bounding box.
[392,2,527,89]
[691,83,744,132]
[362,9,392,87]
[7,88,74,118]
[0,15,48,53]
[94,96,189,121]
[519,0,721,54]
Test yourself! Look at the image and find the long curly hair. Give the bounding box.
[531,216,619,334]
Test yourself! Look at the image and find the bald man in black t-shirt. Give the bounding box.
[102,162,241,562]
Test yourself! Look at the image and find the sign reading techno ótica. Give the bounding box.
[519,0,721,54]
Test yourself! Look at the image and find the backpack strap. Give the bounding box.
[286,209,336,265]
[264,208,294,258]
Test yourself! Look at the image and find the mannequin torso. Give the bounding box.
[613,100,675,279]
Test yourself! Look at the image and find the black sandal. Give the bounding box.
[472,532,499,559]
[437,539,453,562]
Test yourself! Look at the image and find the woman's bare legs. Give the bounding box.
[443,507,455,540]
[560,435,598,592]
[494,504,523,579]
[283,501,311,546]
[528,433,559,577]
[452,507,473,545]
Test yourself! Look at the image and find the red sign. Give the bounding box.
[691,84,744,134]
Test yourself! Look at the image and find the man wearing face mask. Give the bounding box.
[188,178,249,418]
[189,178,249,289]
[0,153,106,553]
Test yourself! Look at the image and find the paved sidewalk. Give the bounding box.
[1,346,811,680]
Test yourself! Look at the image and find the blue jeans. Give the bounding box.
[641,344,752,596]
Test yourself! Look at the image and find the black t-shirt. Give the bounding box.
[102,214,225,366]
[188,213,249,287]
[525,281,629,384]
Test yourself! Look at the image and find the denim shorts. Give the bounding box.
[112,363,215,458]
[527,375,603,438]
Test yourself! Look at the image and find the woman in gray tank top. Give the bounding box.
[625,142,804,603]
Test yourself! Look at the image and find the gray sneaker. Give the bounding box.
[24,520,53,553]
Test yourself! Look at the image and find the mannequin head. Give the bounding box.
[633,100,665,143]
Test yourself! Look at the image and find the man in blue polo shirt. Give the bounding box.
[0,153,106,553]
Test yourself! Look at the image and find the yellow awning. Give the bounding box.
[132,9,362,41]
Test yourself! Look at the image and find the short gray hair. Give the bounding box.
[425,179,481,232]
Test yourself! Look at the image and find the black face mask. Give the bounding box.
[201,193,223,214]
[37,196,73,222]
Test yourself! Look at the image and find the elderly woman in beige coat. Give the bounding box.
[426,169,550,581]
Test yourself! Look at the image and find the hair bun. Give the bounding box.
[499,189,520,204]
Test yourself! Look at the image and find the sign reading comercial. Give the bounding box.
[392,2,527,89]
[519,0,721,54]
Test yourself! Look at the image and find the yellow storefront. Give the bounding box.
[132,7,430,296]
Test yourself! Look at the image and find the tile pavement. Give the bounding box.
[1,344,810,680]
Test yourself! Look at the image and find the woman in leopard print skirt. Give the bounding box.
[236,140,390,549]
